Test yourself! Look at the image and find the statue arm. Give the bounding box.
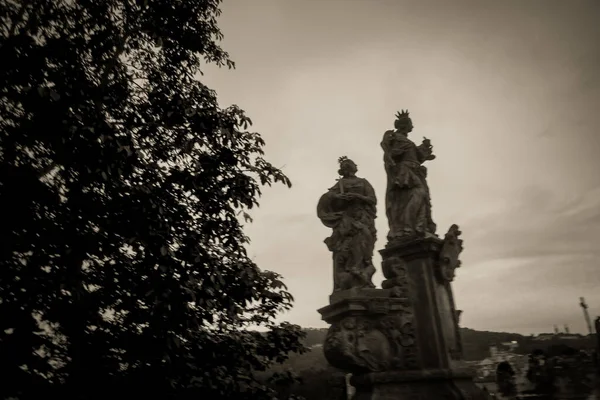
[381,130,394,149]
[343,180,376,206]
[362,179,377,206]
[416,137,436,162]
[381,130,397,166]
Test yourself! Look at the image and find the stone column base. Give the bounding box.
[350,368,490,400]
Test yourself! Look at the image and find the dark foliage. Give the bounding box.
[265,348,347,400]
[302,327,328,347]
[0,1,305,399]
[460,328,524,359]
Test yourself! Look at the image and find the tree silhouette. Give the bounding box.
[0,1,304,399]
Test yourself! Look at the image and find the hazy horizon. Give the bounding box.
[202,0,600,335]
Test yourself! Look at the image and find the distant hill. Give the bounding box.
[301,327,595,361]
[461,327,525,360]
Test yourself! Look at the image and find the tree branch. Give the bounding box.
[8,1,28,37]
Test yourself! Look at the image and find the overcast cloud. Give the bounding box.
[201,0,600,334]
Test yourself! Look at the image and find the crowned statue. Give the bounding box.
[317,157,377,292]
[381,110,437,243]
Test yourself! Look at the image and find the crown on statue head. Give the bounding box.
[338,156,349,165]
[395,109,410,120]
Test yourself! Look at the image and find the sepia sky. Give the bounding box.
[202,0,600,335]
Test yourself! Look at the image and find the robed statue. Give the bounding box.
[317,157,377,292]
[382,110,436,243]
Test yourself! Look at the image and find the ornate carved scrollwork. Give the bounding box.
[324,254,419,373]
[436,224,463,283]
[381,256,410,296]
[324,316,391,372]
[379,314,419,369]
[323,311,418,373]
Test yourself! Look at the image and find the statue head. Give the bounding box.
[394,110,413,134]
[337,156,357,177]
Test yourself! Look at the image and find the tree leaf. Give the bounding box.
[0,1,298,398]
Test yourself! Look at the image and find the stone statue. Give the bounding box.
[438,224,463,282]
[381,110,436,243]
[317,157,377,292]
[317,123,490,400]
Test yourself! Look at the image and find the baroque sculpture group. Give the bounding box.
[317,110,437,292]
[316,111,487,400]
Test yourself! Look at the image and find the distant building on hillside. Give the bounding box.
[474,342,527,380]
[534,333,556,341]
[555,333,583,340]
[500,341,519,352]
[532,332,583,341]
[490,341,519,357]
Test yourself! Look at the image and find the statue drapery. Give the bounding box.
[317,158,377,292]
[381,110,436,243]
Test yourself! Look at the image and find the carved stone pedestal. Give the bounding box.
[318,288,418,374]
[318,232,489,400]
[350,368,485,400]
